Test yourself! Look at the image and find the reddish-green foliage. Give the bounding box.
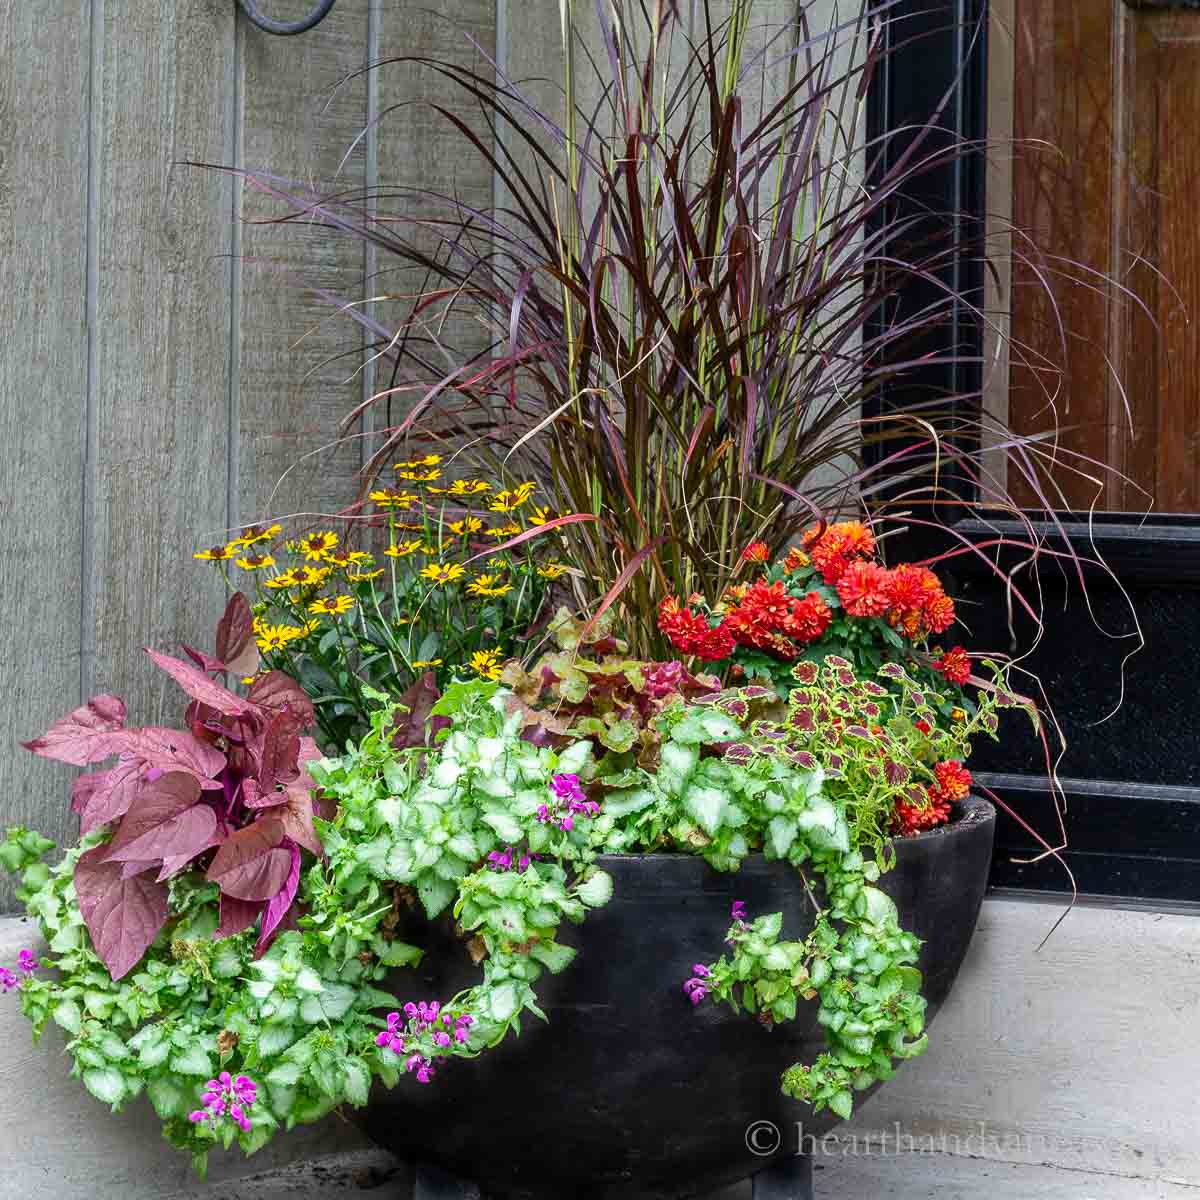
[23,595,322,978]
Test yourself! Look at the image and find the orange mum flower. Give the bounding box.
[885,564,931,611]
[836,561,891,618]
[740,580,792,628]
[834,520,876,557]
[783,592,832,643]
[933,646,971,685]
[933,760,972,801]
[894,786,952,836]
[742,541,769,563]
[783,546,811,573]
[809,529,850,584]
[923,592,956,635]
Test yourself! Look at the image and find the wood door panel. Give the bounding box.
[1005,1,1200,512]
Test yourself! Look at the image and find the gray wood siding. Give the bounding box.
[0,0,505,909]
[0,1,816,908]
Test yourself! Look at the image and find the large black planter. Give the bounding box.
[353,798,995,1199]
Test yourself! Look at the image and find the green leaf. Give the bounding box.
[417,873,456,919]
[488,981,521,1023]
[51,999,82,1035]
[136,1037,170,1069]
[767,816,797,859]
[341,1058,372,1107]
[576,869,614,908]
[659,741,698,779]
[266,1061,305,1087]
[863,887,899,927]
[82,1068,126,1107]
[683,786,726,836]
[448,833,479,861]
[555,740,591,775]
[828,1089,854,1121]
[172,1043,214,1076]
[384,841,416,882]
[605,787,656,818]
[376,940,424,968]
[212,945,243,979]
[147,1076,187,1118]
[480,811,523,844]
[299,983,357,1024]
[530,941,577,974]
[257,1022,297,1057]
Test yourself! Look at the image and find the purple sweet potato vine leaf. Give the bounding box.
[23,593,327,981]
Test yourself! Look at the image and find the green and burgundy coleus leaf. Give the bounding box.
[21,594,325,980]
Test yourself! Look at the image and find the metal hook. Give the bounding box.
[235,0,337,36]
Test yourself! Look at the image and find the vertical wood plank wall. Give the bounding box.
[0,0,500,910]
[0,1,814,909]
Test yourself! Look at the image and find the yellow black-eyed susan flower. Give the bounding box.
[370,488,419,511]
[309,595,355,616]
[232,523,281,548]
[448,516,484,537]
[537,563,568,580]
[488,481,537,513]
[484,523,522,541]
[193,542,240,562]
[348,568,385,582]
[420,562,466,586]
[469,649,503,681]
[394,454,443,469]
[296,530,339,561]
[264,568,302,590]
[384,540,423,559]
[397,468,442,483]
[236,553,276,571]
[467,574,513,599]
[298,565,333,587]
[444,479,492,496]
[255,623,306,652]
[412,658,444,669]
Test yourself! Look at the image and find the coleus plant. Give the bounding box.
[21,594,324,978]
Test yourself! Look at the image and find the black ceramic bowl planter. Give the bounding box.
[352,798,995,1200]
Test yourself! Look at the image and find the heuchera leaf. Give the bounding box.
[74,845,169,980]
[256,842,301,956]
[144,649,251,717]
[104,772,215,864]
[390,671,447,749]
[215,592,259,678]
[22,695,128,765]
[248,671,316,729]
[207,818,291,900]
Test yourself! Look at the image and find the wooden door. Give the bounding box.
[995,0,1200,513]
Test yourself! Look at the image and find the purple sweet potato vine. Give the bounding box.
[24,595,324,978]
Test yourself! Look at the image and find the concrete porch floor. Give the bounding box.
[151,1147,1200,1199]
